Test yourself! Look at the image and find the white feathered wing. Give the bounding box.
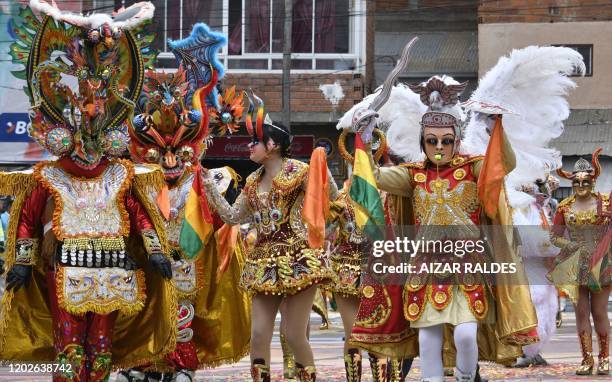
[461,46,584,209]
[336,83,427,162]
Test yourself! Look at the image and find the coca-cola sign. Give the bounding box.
[206,135,315,158]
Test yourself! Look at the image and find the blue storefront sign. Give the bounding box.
[0,113,31,143]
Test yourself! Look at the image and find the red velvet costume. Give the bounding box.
[0,3,178,381]
[12,157,169,382]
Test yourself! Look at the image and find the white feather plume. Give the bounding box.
[462,46,583,208]
[513,202,559,356]
[30,0,155,30]
[336,84,427,162]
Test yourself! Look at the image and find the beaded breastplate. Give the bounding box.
[560,193,610,246]
[36,160,133,267]
[245,159,309,239]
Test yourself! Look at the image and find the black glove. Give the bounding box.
[148,253,172,279]
[0,258,4,276]
[6,264,32,291]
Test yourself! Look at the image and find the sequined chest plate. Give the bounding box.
[413,173,479,226]
[39,162,131,238]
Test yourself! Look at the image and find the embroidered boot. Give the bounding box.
[251,358,271,382]
[576,331,594,375]
[597,331,609,375]
[280,333,297,380]
[295,363,316,381]
[344,348,362,382]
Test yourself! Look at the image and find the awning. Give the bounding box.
[375,31,478,78]
[551,123,612,156]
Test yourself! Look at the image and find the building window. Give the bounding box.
[554,44,593,77]
[226,0,358,71]
[114,0,362,72]
[114,0,223,54]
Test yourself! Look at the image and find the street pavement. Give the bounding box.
[0,311,609,381]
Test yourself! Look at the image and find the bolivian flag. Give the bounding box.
[350,135,385,241]
[179,166,214,259]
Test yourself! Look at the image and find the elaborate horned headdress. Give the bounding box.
[11,0,156,168]
[128,23,227,180]
[557,148,602,183]
[243,89,289,144]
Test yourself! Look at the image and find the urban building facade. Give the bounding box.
[478,0,612,194]
[1,0,610,191]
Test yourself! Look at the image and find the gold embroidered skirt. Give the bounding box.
[240,238,334,296]
[325,244,362,298]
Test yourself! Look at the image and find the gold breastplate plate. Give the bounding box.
[564,206,602,248]
[413,178,479,226]
[246,159,308,238]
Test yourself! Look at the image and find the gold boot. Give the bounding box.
[280,333,297,380]
[576,331,594,375]
[597,332,609,375]
[344,348,362,382]
[251,358,271,382]
[368,353,388,382]
[295,363,316,382]
[387,358,402,382]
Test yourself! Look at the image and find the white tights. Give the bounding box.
[418,322,478,379]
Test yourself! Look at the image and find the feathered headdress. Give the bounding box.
[208,86,244,136]
[336,38,420,160]
[243,89,288,143]
[244,89,265,143]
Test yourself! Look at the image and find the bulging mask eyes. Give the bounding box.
[144,148,160,163]
[100,67,111,80]
[176,146,195,163]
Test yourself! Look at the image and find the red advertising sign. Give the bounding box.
[206,135,314,158]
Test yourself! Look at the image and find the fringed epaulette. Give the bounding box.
[398,161,426,170]
[557,194,576,211]
[133,163,166,191]
[130,162,170,256]
[600,192,610,206]
[0,169,36,197]
[243,166,264,192]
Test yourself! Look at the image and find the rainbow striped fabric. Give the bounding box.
[179,167,214,259]
[349,135,385,241]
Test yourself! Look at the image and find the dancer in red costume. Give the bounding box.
[118,23,250,382]
[338,43,584,382]
[0,2,177,381]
